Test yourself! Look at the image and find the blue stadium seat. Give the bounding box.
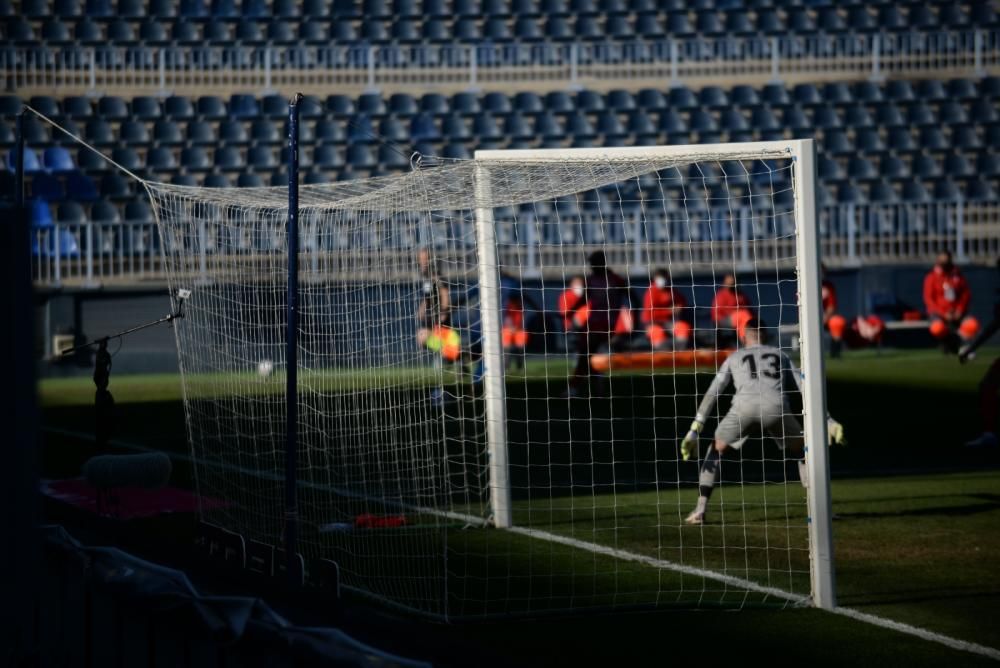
[248,146,277,170]
[534,112,565,140]
[6,18,37,44]
[110,148,142,175]
[346,144,376,169]
[823,82,853,105]
[164,96,195,120]
[720,109,749,132]
[918,126,948,152]
[846,6,877,31]
[392,0,419,16]
[302,0,327,17]
[181,147,211,171]
[933,179,961,200]
[539,91,571,115]
[441,113,471,141]
[148,0,177,15]
[357,93,387,117]
[844,104,874,129]
[887,127,917,154]
[390,19,421,42]
[242,0,270,16]
[853,81,884,103]
[21,0,47,15]
[233,173,263,189]
[823,130,853,156]
[816,7,846,32]
[484,92,513,115]
[123,200,153,224]
[700,85,731,109]
[626,109,656,136]
[21,117,49,146]
[951,126,982,150]
[419,18,448,42]
[792,83,822,107]
[633,12,663,38]
[879,154,909,181]
[744,107,776,133]
[195,96,226,120]
[107,19,138,43]
[453,18,481,42]
[151,119,182,145]
[755,8,783,33]
[606,89,636,111]
[912,153,942,179]
[977,152,1000,177]
[900,180,930,202]
[120,121,150,145]
[84,119,115,147]
[348,114,377,143]
[32,173,64,201]
[127,96,161,121]
[786,7,816,32]
[42,19,73,44]
[146,146,177,172]
[812,107,841,129]
[876,5,906,31]
[26,95,58,119]
[595,111,626,138]
[724,10,754,35]
[908,103,937,127]
[513,91,545,115]
[202,174,231,188]
[65,171,98,201]
[169,174,197,186]
[54,0,82,15]
[481,16,511,40]
[914,79,947,102]
[90,200,122,223]
[77,147,107,172]
[268,21,297,44]
[566,112,596,138]
[947,78,980,100]
[868,180,898,204]
[313,145,344,170]
[473,113,503,141]
[697,10,727,36]
[836,183,865,204]
[761,84,791,107]
[315,119,346,143]
[855,128,885,153]
[573,15,603,39]
[504,113,534,140]
[875,103,906,127]
[75,18,103,43]
[416,93,447,116]
[817,155,844,181]
[943,151,976,179]
[512,0,539,13]
[780,106,810,131]
[100,171,133,199]
[96,96,128,121]
[171,20,201,45]
[29,199,53,228]
[213,146,244,172]
[410,113,441,142]
[575,90,605,112]
[219,120,248,145]
[450,92,481,115]
[324,94,353,118]
[210,0,239,18]
[970,99,998,124]
[966,179,998,201]
[378,144,409,168]
[909,5,940,30]
[729,85,760,107]
[0,95,20,118]
[604,14,632,38]
[971,0,998,25]
[377,117,409,143]
[235,21,265,45]
[228,94,259,120]
[886,80,916,102]
[179,0,209,18]
[202,21,231,42]
[57,201,87,224]
[938,100,969,125]
[633,88,665,112]
[185,121,215,146]
[847,156,878,181]
[689,110,719,133]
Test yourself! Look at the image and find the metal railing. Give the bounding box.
[30,201,1000,288]
[4,31,998,96]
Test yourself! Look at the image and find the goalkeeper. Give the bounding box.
[680,319,845,525]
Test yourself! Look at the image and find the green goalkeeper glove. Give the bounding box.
[681,421,703,461]
[827,417,846,446]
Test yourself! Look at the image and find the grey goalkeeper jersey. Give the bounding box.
[695,345,804,422]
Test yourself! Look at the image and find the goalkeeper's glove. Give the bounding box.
[827,417,846,446]
[681,420,703,461]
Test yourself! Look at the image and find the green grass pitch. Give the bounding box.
[38,347,1000,665]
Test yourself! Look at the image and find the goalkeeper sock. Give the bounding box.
[797,459,809,489]
[698,448,721,502]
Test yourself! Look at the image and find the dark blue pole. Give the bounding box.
[15,108,25,210]
[285,92,303,586]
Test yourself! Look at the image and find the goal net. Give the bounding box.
[146,141,833,619]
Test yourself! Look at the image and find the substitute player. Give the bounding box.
[924,250,979,353]
[679,319,844,524]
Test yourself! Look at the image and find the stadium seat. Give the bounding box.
[197,96,228,120]
[6,18,37,44]
[604,15,632,39]
[855,128,885,153]
[689,110,719,133]
[65,171,98,201]
[912,153,943,179]
[95,96,128,121]
[880,155,909,181]
[503,113,534,141]
[966,179,998,201]
[346,144,376,169]
[210,0,239,18]
[378,144,410,168]
[836,183,865,204]
[876,104,906,128]
[970,99,998,124]
[179,0,209,18]
[75,18,104,44]
[171,20,201,45]
[146,147,177,172]
[181,147,212,172]
[943,151,976,179]
[219,120,248,145]
[54,0,82,15]
[153,119,184,145]
[229,94,259,120]
[85,0,112,14]
[315,119,346,143]
[42,146,76,174]
[918,127,948,152]
[900,179,931,202]
[483,92,513,115]
[357,94,387,117]
[876,5,906,31]
[888,127,918,154]
[933,179,962,200]
[202,19,231,42]
[202,173,231,188]
[165,96,195,120]
[908,103,938,127]
[812,107,842,129]
[100,171,132,199]
[567,112,596,138]
[909,5,940,29]
[441,113,472,141]
[868,180,898,204]
[42,19,73,44]
[120,121,150,146]
[724,10,754,35]
[847,6,877,31]
[32,173,64,201]
[626,109,656,136]
[853,81,884,103]
[823,130,853,156]
[186,121,217,146]
[327,94,355,118]
[951,126,982,150]
[970,0,998,25]
[301,0,327,17]
[817,155,844,181]
[450,92,481,116]
[376,117,408,144]
[720,109,749,132]
[170,174,198,186]
[107,19,137,43]
[844,104,875,129]
[513,91,545,115]
[77,148,107,172]
[124,200,153,223]
[473,113,503,141]
[573,15,603,40]
[268,21,297,44]
[84,120,115,147]
[847,156,879,181]
[148,0,177,16]
[313,145,344,170]
[780,106,810,132]
[512,0,539,14]
[760,84,791,107]
[131,96,162,121]
[947,78,980,100]
[29,199,53,228]
[251,119,280,144]
[786,7,816,32]
[57,201,87,224]
[26,96,59,119]
[248,146,278,170]
[235,20,265,45]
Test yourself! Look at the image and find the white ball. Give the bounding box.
[258,359,274,377]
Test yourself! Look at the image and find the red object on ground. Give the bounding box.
[41,478,226,520]
[354,513,408,529]
[589,348,733,373]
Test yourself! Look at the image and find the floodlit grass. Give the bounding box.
[38,346,1000,664]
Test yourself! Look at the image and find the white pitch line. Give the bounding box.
[45,425,1000,659]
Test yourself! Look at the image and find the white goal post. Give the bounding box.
[474,140,835,610]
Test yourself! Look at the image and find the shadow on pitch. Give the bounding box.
[835,494,1000,520]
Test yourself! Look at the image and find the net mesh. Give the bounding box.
[146,147,817,618]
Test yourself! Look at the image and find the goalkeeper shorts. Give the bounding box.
[715,402,804,451]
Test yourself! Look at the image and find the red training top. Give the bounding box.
[923,265,971,319]
[711,287,751,323]
[642,284,686,324]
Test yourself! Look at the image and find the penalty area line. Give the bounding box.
[44,426,1000,660]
